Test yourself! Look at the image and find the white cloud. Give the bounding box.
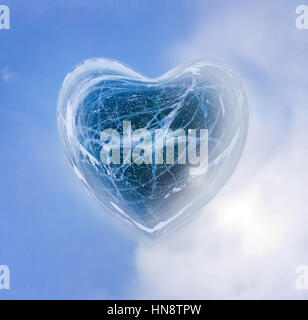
[1,67,13,82]
[135,1,308,299]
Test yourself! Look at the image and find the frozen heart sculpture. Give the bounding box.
[57,58,248,238]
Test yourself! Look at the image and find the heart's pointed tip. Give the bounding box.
[133,226,172,241]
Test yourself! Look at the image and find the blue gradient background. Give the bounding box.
[0,0,195,299]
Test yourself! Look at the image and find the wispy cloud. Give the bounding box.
[135,0,308,299]
[1,67,14,82]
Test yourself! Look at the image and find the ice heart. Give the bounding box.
[57,58,248,238]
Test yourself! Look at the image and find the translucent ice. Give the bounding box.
[57,58,249,238]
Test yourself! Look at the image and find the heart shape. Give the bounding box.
[57,58,248,238]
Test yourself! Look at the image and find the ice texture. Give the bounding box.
[57,58,249,238]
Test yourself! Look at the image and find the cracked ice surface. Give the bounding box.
[57,58,248,237]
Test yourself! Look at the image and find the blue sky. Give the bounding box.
[0,0,200,299]
[1,0,308,299]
